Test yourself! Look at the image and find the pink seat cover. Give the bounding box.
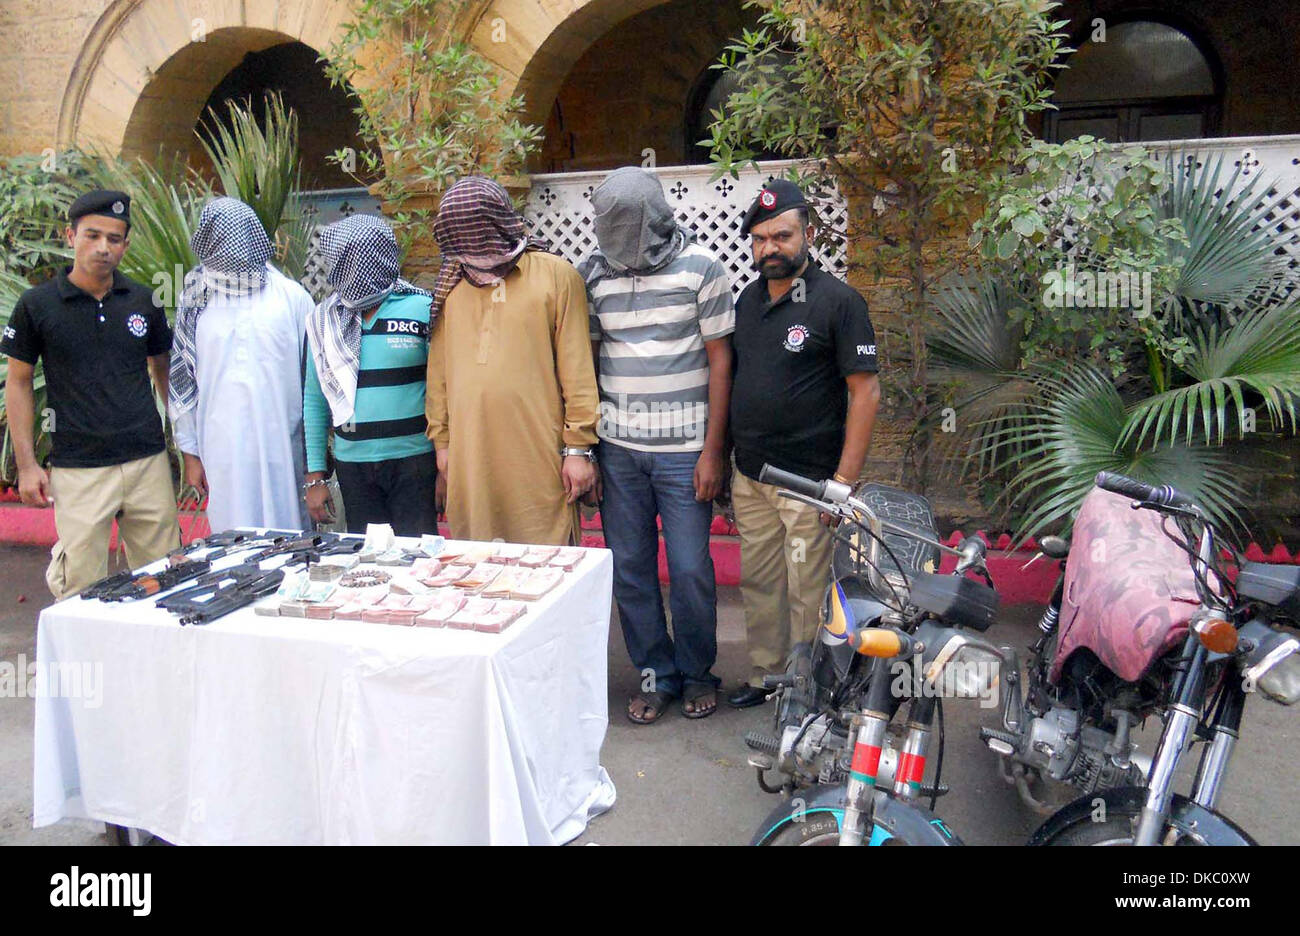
[1051,487,1202,684]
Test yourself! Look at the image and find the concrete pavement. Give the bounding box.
[2,543,1296,846]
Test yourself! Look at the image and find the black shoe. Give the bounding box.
[727,685,768,708]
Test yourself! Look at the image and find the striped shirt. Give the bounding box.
[303,292,434,470]
[582,243,735,453]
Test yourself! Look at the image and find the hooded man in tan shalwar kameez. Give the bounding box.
[426,176,599,545]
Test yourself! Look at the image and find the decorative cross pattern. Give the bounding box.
[522,160,849,295]
[1150,138,1300,282]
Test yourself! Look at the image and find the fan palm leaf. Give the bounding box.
[1122,297,1300,447]
[1161,151,1293,305]
[926,275,1039,476]
[982,363,1245,543]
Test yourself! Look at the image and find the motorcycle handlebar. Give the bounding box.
[1095,471,1198,513]
[759,464,831,502]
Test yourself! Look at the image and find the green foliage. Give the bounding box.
[969,136,1188,372]
[0,150,90,282]
[705,0,1068,487]
[197,93,314,281]
[323,0,544,249]
[931,148,1300,542]
[1,97,311,485]
[979,363,1246,540]
[199,94,298,249]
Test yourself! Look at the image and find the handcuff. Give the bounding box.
[560,446,598,464]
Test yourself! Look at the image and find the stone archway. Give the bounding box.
[59,0,695,165]
[58,0,355,156]
[462,0,673,130]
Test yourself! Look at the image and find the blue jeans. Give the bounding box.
[599,443,719,697]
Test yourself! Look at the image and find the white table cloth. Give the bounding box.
[32,539,616,844]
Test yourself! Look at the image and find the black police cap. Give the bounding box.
[740,179,809,236]
[68,190,131,228]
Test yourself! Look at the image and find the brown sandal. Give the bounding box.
[682,686,717,719]
[627,690,677,725]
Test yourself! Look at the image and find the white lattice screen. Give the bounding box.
[523,160,848,295]
[295,139,1300,298]
[1145,135,1300,282]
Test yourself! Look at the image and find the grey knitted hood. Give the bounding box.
[589,167,691,274]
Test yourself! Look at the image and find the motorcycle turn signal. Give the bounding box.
[1192,608,1238,654]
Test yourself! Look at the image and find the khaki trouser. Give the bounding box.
[731,467,834,687]
[45,450,181,599]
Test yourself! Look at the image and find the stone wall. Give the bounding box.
[0,0,111,158]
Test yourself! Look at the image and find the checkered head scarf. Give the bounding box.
[307,214,430,427]
[431,176,551,315]
[170,197,273,416]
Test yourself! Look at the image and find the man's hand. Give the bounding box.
[561,455,597,504]
[305,474,335,525]
[182,452,208,496]
[436,447,449,478]
[694,449,725,502]
[435,470,448,514]
[17,463,52,507]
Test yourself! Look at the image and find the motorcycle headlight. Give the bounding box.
[1257,655,1300,705]
[1239,620,1300,705]
[916,624,1004,704]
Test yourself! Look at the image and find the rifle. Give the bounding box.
[95,557,214,602]
[157,565,286,625]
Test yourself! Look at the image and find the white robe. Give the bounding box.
[172,269,313,533]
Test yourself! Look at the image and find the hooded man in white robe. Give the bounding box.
[168,197,313,533]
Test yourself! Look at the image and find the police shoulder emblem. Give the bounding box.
[126,313,148,338]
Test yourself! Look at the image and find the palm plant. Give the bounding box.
[0,267,48,482]
[2,96,314,487]
[931,147,1300,542]
[79,153,211,311]
[198,93,315,279]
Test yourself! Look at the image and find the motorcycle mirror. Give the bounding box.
[1039,536,1069,560]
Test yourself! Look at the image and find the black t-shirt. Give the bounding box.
[730,261,879,481]
[1,268,173,468]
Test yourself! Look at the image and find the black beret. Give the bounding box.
[740,179,809,235]
[68,190,131,227]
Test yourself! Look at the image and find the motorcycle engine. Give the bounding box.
[773,713,900,790]
[1020,706,1149,791]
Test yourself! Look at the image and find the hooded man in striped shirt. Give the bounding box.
[580,167,735,724]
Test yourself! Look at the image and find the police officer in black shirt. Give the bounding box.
[726,180,882,708]
[1,190,180,598]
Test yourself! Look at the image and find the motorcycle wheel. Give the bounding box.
[763,814,843,846]
[1039,805,1203,846]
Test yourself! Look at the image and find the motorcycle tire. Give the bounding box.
[763,813,844,846]
[1031,788,1256,846]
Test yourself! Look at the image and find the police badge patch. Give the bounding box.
[126,313,148,338]
[783,324,808,352]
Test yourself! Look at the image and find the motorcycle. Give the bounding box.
[744,464,1006,846]
[982,471,1300,846]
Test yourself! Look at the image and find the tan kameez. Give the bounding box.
[426,251,599,545]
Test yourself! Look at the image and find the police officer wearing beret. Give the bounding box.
[2,190,180,598]
[726,180,882,708]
